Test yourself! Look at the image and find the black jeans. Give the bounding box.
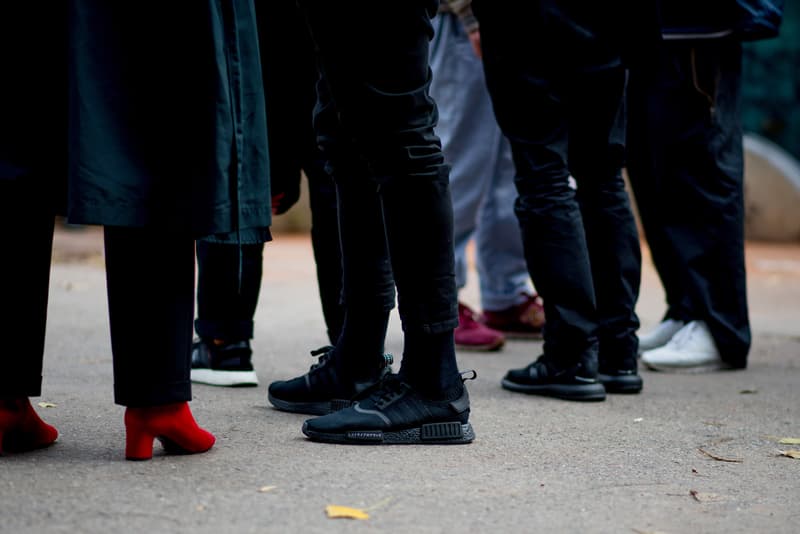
[297,0,458,335]
[626,40,750,368]
[473,2,642,367]
[1,179,194,406]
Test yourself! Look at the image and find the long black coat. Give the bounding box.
[0,1,271,242]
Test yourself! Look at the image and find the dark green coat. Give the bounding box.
[1,1,271,242]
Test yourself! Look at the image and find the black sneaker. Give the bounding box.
[598,357,643,394]
[267,346,393,416]
[301,373,475,445]
[190,338,259,387]
[502,354,606,401]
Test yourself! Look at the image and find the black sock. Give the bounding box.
[398,329,462,399]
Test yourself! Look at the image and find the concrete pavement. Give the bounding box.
[1,226,798,533]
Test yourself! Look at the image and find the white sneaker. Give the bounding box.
[638,318,685,352]
[641,321,727,372]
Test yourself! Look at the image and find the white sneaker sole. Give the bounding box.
[642,360,731,374]
[191,368,259,387]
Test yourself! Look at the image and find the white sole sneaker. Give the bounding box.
[191,368,259,387]
[638,319,685,353]
[640,321,728,373]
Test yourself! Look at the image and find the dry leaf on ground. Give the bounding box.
[697,447,743,463]
[258,486,277,493]
[776,449,800,459]
[689,490,724,502]
[37,402,57,408]
[325,505,370,520]
[777,437,800,445]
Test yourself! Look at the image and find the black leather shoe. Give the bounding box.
[502,354,606,401]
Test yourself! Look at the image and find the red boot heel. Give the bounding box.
[0,398,59,455]
[124,402,215,461]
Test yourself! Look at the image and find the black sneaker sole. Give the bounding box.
[597,373,643,394]
[267,393,353,416]
[501,378,606,401]
[301,421,475,445]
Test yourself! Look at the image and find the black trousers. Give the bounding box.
[1,179,195,407]
[195,165,345,346]
[297,0,458,335]
[473,2,642,367]
[626,40,750,368]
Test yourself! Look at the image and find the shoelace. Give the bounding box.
[308,346,335,372]
[373,376,409,409]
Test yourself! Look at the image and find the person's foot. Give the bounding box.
[641,321,729,372]
[481,293,545,339]
[190,338,259,387]
[455,302,505,352]
[268,346,393,416]
[637,318,685,353]
[502,354,606,401]
[124,402,215,461]
[301,374,474,445]
[0,398,59,455]
[598,359,643,394]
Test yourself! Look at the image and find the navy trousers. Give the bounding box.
[626,39,750,368]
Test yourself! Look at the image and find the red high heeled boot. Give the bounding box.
[124,402,215,460]
[0,398,59,455]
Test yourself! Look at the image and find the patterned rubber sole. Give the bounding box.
[302,421,475,445]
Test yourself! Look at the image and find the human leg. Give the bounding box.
[473,0,605,401]
[294,0,473,443]
[476,135,546,339]
[306,162,345,345]
[629,41,750,369]
[0,178,59,454]
[429,13,506,351]
[191,240,262,386]
[266,79,395,416]
[568,67,642,393]
[104,226,214,459]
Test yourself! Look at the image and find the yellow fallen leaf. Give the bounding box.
[777,449,800,459]
[258,486,277,493]
[37,402,57,408]
[778,438,800,445]
[325,505,369,520]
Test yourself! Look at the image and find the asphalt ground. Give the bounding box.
[1,225,798,533]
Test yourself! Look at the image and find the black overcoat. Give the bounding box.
[0,1,271,242]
